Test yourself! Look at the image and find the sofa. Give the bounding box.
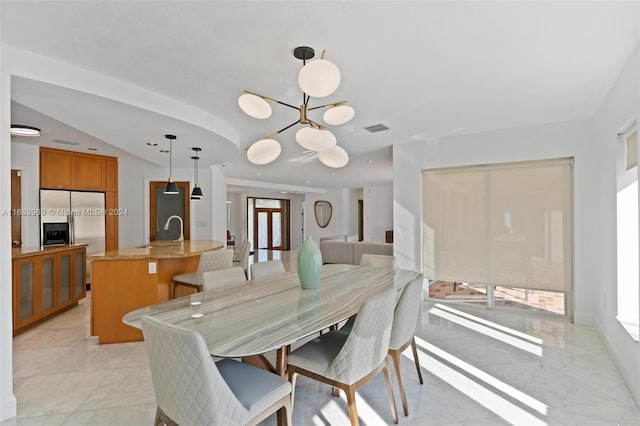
[319,236,393,265]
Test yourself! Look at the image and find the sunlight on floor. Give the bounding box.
[434,303,544,344]
[428,305,543,356]
[409,336,548,425]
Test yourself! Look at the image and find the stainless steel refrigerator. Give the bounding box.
[40,190,106,256]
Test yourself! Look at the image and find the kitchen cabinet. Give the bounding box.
[40,148,113,191]
[105,191,119,251]
[39,147,119,250]
[74,155,106,191]
[105,158,118,192]
[12,245,87,335]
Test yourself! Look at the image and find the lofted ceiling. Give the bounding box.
[2,1,637,190]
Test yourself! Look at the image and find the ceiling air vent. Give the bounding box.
[52,139,80,146]
[365,123,389,133]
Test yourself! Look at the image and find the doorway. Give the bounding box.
[248,197,290,251]
[149,181,190,241]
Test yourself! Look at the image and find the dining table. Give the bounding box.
[123,263,419,376]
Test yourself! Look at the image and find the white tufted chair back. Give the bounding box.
[389,274,423,349]
[250,259,286,279]
[326,288,395,384]
[141,315,250,426]
[202,266,247,291]
[196,249,234,273]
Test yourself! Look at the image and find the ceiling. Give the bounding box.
[2,1,637,190]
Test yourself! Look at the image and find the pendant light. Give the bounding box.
[190,147,203,200]
[164,134,179,194]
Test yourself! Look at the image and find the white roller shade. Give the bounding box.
[422,158,573,293]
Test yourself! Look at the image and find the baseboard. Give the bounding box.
[0,394,16,422]
[573,314,595,326]
[594,317,640,407]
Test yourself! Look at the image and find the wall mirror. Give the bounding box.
[314,200,332,228]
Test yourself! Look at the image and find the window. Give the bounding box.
[422,158,573,316]
[616,125,639,341]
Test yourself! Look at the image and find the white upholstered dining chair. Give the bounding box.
[202,266,247,291]
[250,259,286,279]
[287,288,398,426]
[171,249,233,297]
[388,274,425,416]
[141,315,292,426]
[232,239,251,276]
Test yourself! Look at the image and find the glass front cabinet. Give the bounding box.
[12,246,86,335]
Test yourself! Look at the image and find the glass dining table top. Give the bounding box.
[123,264,418,358]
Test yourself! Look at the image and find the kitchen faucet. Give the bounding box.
[163,215,184,243]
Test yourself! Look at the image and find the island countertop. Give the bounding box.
[12,243,89,260]
[88,240,224,261]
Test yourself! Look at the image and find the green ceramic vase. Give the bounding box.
[297,236,322,289]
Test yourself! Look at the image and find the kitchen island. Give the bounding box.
[89,240,223,343]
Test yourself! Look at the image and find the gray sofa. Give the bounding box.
[319,238,393,265]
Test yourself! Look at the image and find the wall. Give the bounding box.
[10,143,39,247]
[342,188,360,238]
[592,46,640,403]
[363,184,393,242]
[394,118,596,323]
[235,191,305,250]
[117,157,217,248]
[304,189,346,243]
[0,24,18,420]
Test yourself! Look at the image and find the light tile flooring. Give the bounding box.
[4,250,640,425]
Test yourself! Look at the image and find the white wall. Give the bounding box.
[1,27,18,421]
[592,46,640,403]
[342,188,360,238]
[304,189,346,243]
[10,143,39,247]
[394,119,596,323]
[363,184,393,242]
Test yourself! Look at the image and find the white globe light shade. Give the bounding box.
[295,127,337,152]
[323,105,355,125]
[247,139,281,165]
[238,93,272,119]
[298,59,341,98]
[318,145,349,168]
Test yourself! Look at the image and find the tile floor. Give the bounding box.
[4,251,640,425]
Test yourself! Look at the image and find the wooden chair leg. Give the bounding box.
[345,386,359,426]
[332,386,340,397]
[154,406,162,426]
[411,337,424,385]
[278,397,292,426]
[390,349,409,416]
[382,360,399,424]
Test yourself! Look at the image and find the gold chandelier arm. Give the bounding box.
[307,100,348,111]
[244,90,300,111]
[321,50,326,59]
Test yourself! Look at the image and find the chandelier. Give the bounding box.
[238,46,354,168]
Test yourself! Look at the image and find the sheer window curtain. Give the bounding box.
[422,158,573,305]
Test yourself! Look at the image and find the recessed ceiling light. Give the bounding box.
[330,172,335,175]
[88,147,98,151]
[160,149,169,153]
[306,180,310,184]
[256,172,261,176]
[367,160,373,163]
[147,142,158,146]
[10,125,40,137]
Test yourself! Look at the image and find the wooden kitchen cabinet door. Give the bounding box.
[40,150,74,189]
[74,156,106,191]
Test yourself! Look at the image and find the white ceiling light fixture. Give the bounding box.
[11,124,40,137]
[318,145,349,168]
[239,46,353,168]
